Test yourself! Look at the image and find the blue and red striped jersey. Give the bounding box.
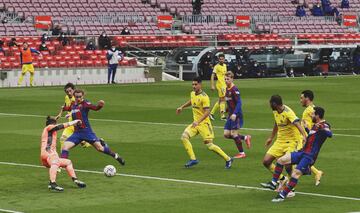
[63,99,102,131]
[302,121,332,161]
[225,85,243,117]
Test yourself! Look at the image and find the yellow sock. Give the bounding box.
[30,74,34,86]
[181,138,196,160]
[207,143,231,161]
[269,163,284,180]
[219,101,226,117]
[60,139,65,151]
[311,166,320,176]
[18,74,24,85]
[211,102,219,115]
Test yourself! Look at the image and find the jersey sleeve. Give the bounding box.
[213,65,218,75]
[286,109,300,124]
[30,48,40,54]
[320,123,333,138]
[233,88,242,115]
[202,95,210,109]
[83,100,102,111]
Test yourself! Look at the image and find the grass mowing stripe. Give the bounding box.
[0,112,359,137]
[0,161,359,202]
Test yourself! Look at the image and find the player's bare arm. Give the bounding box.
[265,122,278,147]
[176,100,191,114]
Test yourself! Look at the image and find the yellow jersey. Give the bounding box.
[273,105,300,143]
[64,95,75,122]
[302,104,315,131]
[213,63,226,87]
[191,91,211,124]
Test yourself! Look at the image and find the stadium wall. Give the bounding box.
[0,67,154,87]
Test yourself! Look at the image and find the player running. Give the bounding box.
[266,107,332,202]
[41,116,86,192]
[299,90,324,186]
[223,71,252,159]
[210,53,227,121]
[55,83,91,149]
[176,77,233,168]
[261,95,307,190]
[60,89,125,166]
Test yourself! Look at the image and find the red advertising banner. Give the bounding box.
[343,15,357,27]
[157,15,173,28]
[235,16,250,27]
[34,16,52,29]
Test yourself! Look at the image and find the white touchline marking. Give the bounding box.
[0,112,359,137]
[0,208,24,213]
[0,161,359,202]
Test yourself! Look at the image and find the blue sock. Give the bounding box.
[103,146,115,158]
[272,162,284,183]
[61,150,69,158]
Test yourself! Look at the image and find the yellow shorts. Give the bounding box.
[216,84,226,98]
[267,140,298,158]
[22,64,35,74]
[61,126,74,139]
[184,121,214,141]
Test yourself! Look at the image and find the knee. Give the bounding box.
[230,132,238,138]
[205,142,213,149]
[292,169,302,179]
[224,133,231,139]
[181,133,189,141]
[95,145,103,152]
[277,157,286,165]
[262,159,271,168]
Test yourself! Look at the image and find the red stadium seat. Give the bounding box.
[67,60,76,67]
[48,61,58,67]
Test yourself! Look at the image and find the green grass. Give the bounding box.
[0,76,359,213]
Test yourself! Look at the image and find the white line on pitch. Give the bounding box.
[0,161,359,202]
[0,112,359,137]
[0,208,24,213]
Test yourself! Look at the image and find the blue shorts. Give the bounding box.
[224,115,243,130]
[291,151,314,175]
[66,129,99,145]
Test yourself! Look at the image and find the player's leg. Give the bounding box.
[311,165,324,186]
[219,97,226,120]
[47,154,64,191]
[92,139,125,165]
[17,65,27,85]
[231,130,246,158]
[210,101,219,120]
[29,64,35,86]
[111,64,117,83]
[266,153,292,188]
[273,168,302,202]
[182,125,198,167]
[60,136,78,159]
[60,127,73,151]
[204,139,233,169]
[217,85,226,119]
[59,158,86,188]
[224,119,244,157]
[107,65,112,84]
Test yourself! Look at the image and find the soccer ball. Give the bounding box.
[103,165,116,177]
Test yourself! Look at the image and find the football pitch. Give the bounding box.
[0,76,359,213]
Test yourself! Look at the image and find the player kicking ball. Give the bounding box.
[176,77,233,169]
[223,71,251,159]
[60,89,125,166]
[265,107,332,202]
[40,116,86,192]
